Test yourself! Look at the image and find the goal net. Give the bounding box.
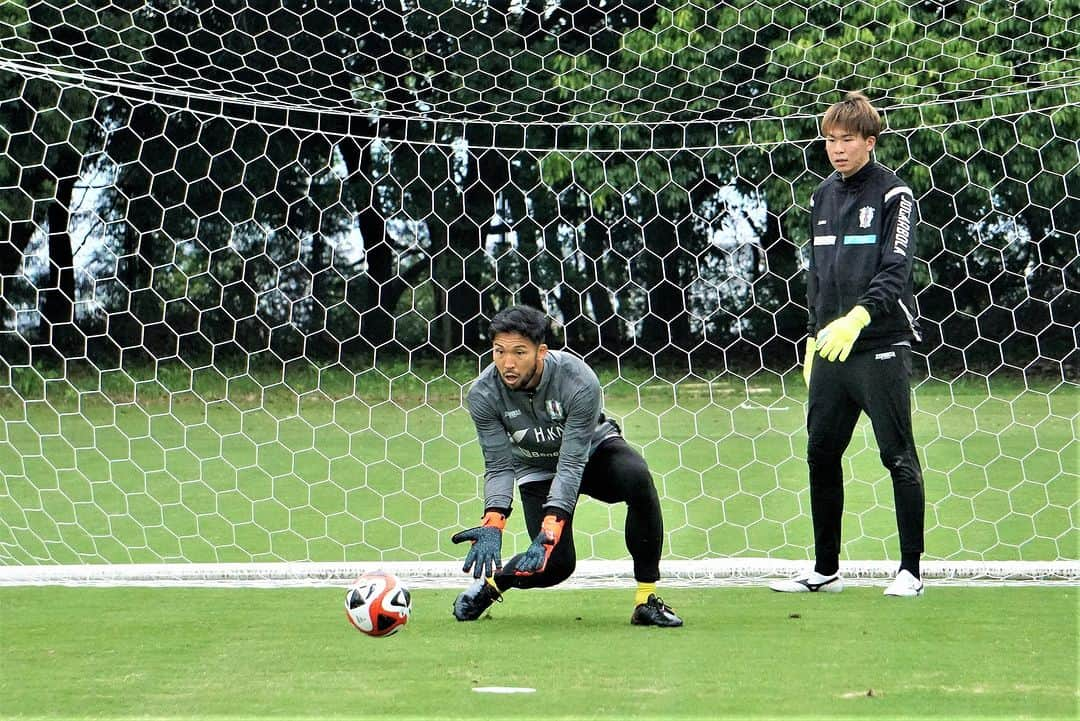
[1,0,1077,587]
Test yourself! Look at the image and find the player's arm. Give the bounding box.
[856,185,918,321]
[514,386,599,575]
[451,387,514,578]
[546,385,601,516]
[805,195,820,383]
[806,193,820,337]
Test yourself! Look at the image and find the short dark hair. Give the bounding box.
[822,91,882,139]
[489,305,549,346]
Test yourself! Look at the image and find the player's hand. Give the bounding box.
[803,337,816,387]
[817,306,870,362]
[514,514,565,576]
[452,511,506,579]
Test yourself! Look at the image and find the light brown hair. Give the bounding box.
[822,91,882,139]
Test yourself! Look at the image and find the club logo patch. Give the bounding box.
[859,206,875,228]
[545,400,564,420]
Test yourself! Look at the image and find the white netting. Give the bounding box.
[0,1,1077,586]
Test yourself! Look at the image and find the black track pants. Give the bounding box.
[806,346,925,571]
[494,437,664,590]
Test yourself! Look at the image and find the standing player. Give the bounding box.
[451,304,682,626]
[771,91,926,597]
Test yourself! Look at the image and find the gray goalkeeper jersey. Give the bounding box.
[466,349,620,516]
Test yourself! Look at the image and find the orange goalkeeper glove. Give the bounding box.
[514,513,566,576]
[452,510,506,579]
[817,305,871,362]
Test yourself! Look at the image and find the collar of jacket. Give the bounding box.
[837,160,877,188]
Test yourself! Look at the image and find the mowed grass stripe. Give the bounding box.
[0,379,1075,563]
[0,586,1076,719]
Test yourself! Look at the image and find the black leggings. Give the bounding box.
[493,437,664,590]
[806,345,925,573]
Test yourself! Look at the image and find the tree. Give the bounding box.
[0,18,100,360]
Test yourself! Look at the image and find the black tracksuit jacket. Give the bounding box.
[807,160,921,353]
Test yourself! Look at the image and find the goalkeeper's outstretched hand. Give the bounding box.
[514,513,565,576]
[452,511,506,579]
[817,305,870,362]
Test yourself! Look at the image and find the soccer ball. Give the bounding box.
[345,571,412,637]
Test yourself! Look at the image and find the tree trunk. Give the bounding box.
[446,141,504,352]
[581,215,622,357]
[640,215,691,356]
[502,157,544,311]
[338,135,401,354]
[41,155,81,357]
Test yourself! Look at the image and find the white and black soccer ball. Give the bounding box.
[345,571,412,637]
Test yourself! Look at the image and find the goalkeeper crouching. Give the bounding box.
[451,304,682,627]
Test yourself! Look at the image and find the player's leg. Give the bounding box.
[579,438,681,627]
[806,357,862,575]
[854,346,925,596]
[772,355,861,593]
[495,480,577,589]
[579,438,662,585]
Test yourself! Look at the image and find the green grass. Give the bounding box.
[0,373,1076,565]
[1,586,1077,720]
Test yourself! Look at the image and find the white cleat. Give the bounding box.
[769,571,844,593]
[884,569,925,597]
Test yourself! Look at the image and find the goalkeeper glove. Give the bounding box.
[817,305,871,362]
[452,510,506,579]
[514,512,566,576]
[803,337,816,387]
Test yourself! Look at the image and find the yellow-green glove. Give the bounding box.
[817,306,871,362]
[803,337,816,387]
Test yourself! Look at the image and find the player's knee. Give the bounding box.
[602,449,655,503]
[622,470,660,510]
[880,451,922,487]
[807,437,843,471]
[537,557,575,587]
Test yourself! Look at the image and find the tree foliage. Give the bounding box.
[0,0,1076,378]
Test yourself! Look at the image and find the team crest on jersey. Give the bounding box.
[545,400,564,420]
[859,206,875,228]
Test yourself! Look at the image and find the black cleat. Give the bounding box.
[452,579,503,621]
[631,594,683,627]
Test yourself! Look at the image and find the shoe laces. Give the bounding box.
[482,582,503,603]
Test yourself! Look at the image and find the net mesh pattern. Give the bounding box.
[0,1,1076,580]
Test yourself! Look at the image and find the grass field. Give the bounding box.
[1,585,1077,720]
[1,370,1076,565]
[1,369,1077,719]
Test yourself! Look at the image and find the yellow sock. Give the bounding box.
[635,582,656,607]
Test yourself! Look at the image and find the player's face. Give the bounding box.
[824,127,875,178]
[492,332,547,391]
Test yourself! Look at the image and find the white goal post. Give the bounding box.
[3,560,1079,589]
[0,1,1077,588]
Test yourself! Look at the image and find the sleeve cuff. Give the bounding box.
[541,505,571,523]
[849,305,871,327]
